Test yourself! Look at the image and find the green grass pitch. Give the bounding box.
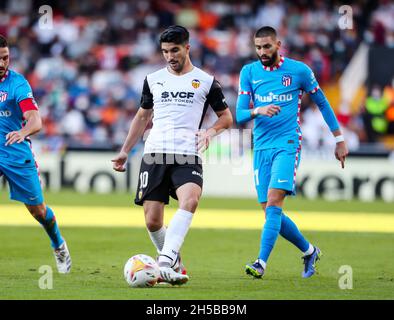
[0,191,393,300]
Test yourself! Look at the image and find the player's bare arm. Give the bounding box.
[196,108,233,153]
[5,110,42,146]
[112,107,153,172]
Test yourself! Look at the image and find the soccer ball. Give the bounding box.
[123,254,160,288]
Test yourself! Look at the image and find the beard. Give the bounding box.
[168,57,185,73]
[259,51,279,67]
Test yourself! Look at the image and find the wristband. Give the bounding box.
[335,135,345,143]
[252,107,260,118]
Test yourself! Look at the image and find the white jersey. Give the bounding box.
[140,66,228,156]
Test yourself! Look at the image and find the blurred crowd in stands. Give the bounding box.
[0,0,393,153]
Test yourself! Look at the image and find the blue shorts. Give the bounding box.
[0,162,44,205]
[253,147,301,203]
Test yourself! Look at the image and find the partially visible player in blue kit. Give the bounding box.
[0,35,71,273]
[236,26,348,279]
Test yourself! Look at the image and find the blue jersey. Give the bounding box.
[237,56,322,151]
[0,69,38,166]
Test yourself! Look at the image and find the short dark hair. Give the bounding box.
[159,25,189,45]
[255,26,277,39]
[0,34,8,48]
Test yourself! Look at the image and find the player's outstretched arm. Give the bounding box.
[300,63,349,168]
[5,110,42,146]
[310,89,349,168]
[112,108,152,172]
[196,108,233,153]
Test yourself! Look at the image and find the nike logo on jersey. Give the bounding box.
[29,196,38,201]
[278,179,288,183]
[252,80,262,84]
[156,82,165,86]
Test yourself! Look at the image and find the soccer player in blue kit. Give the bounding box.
[0,35,71,273]
[236,27,348,279]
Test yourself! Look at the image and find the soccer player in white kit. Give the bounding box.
[112,26,233,285]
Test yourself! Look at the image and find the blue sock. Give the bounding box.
[39,206,64,249]
[258,206,282,263]
[280,213,310,252]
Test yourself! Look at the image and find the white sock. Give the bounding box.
[303,244,314,256]
[148,226,166,254]
[258,259,267,270]
[159,209,193,266]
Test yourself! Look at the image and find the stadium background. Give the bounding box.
[0,0,393,300]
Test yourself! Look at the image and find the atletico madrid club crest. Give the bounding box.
[282,75,292,87]
[191,79,200,89]
[0,91,8,102]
